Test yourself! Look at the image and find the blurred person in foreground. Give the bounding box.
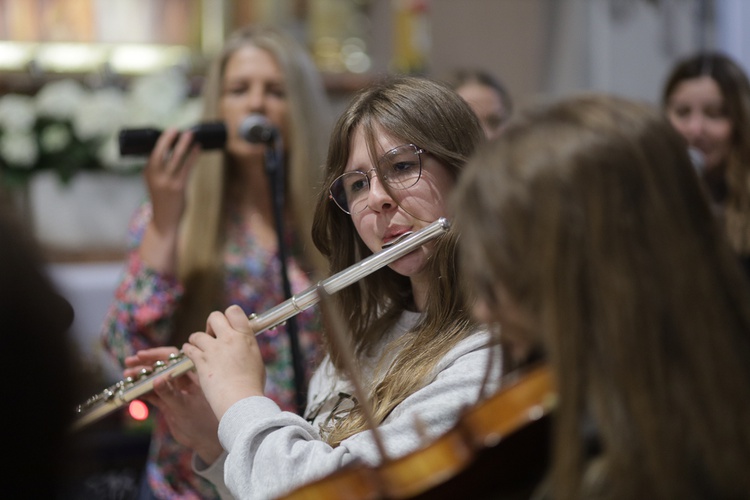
[0,211,78,498]
[454,93,750,499]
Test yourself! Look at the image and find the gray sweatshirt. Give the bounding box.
[195,311,500,500]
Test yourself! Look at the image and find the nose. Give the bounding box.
[681,113,706,142]
[245,84,265,112]
[366,169,395,212]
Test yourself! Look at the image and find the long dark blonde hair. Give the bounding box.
[171,25,332,344]
[311,76,483,445]
[454,94,750,498]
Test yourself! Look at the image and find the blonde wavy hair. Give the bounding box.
[171,25,332,345]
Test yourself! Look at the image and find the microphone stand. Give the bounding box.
[264,137,307,415]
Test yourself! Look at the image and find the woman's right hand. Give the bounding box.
[139,128,202,273]
[183,305,267,421]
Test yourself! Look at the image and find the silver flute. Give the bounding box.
[72,218,450,431]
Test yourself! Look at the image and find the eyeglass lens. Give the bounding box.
[330,144,423,214]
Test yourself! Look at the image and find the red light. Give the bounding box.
[128,400,149,421]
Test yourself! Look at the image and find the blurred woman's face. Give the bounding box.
[456,81,507,140]
[220,45,290,161]
[665,76,733,172]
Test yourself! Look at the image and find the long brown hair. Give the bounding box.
[311,76,484,445]
[663,51,750,255]
[171,25,332,344]
[455,94,750,498]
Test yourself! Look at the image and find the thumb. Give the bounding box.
[225,304,253,335]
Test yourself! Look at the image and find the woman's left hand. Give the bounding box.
[124,346,224,464]
[152,370,223,464]
[183,305,267,420]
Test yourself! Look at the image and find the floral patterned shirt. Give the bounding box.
[101,202,323,499]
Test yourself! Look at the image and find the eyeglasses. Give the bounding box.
[329,144,425,214]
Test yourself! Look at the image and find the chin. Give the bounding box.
[228,140,265,157]
[387,250,427,277]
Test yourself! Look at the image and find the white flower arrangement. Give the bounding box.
[0,69,202,186]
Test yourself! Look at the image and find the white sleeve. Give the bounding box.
[218,333,495,500]
[192,451,236,500]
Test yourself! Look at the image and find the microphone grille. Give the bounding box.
[240,115,276,143]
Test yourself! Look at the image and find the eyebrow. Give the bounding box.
[343,146,395,173]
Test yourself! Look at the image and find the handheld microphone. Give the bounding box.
[118,122,227,156]
[239,114,278,144]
